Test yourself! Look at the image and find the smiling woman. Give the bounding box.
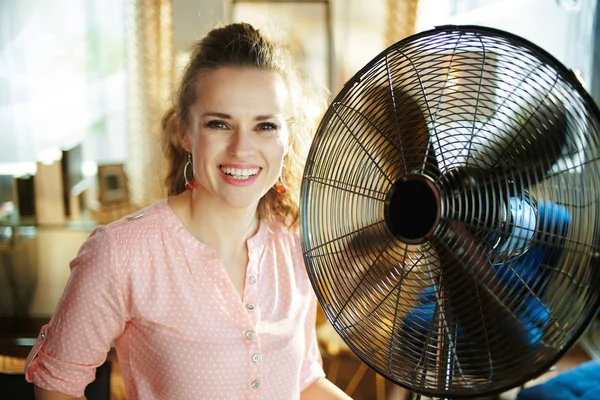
[24,22,349,400]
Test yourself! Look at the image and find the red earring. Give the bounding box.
[185,181,196,191]
[184,153,196,190]
[275,182,287,194]
[275,163,286,194]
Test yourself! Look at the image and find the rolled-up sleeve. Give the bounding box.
[25,226,129,398]
[299,292,326,391]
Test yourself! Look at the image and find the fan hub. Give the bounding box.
[385,175,441,244]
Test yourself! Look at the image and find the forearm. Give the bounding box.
[300,377,352,400]
[34,385,86,400]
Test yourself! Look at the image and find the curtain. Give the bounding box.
[126,0,173,207]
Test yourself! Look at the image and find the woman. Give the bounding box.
[25,23,350,399]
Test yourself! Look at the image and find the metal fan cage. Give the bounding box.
[300,25,600,398]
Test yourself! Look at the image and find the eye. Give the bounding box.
[256,122,280,132]
[204,120,229,130]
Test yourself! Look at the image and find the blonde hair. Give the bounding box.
[161,22,325,228]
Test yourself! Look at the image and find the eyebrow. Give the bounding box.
[201,112,279,121]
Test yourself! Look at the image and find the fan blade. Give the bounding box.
[440,91,568,196]
[425,220,545,373]
[344,222,394,256]
[391,88,438,176]
[340,85,438,178]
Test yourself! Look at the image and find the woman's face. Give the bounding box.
[182,67,290,210]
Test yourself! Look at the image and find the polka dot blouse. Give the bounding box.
[25,199,325,399]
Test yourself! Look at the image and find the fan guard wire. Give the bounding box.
[300,25,600,398]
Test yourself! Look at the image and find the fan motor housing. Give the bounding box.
[385,174,441,243]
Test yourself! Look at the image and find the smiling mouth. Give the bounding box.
[219,166,261,180]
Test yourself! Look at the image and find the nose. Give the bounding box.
[228,129,256,158]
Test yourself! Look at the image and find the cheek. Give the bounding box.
[194,136,221,160]
[270,141,288,164]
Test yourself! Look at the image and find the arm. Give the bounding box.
[298,284,350,399]
[25,226,128,397]
[300,377,352,400]
[34,386,86,400]
[293,232,350,399]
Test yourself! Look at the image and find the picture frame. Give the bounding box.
[97,163,129,205]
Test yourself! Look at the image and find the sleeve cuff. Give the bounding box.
[300,360,327,392]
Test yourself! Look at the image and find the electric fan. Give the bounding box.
[300,25,600,399]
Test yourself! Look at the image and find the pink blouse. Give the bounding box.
[25,199,325,399]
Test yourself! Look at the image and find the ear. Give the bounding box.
[180,135,191,154]
[176,116,192,153]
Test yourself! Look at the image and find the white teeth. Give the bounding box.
[220,166,260,180]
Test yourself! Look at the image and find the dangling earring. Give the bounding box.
[184,153,196,190]
[275,180,287,194]
[275,165,287,194]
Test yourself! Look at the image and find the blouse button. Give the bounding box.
[252,353,261,363]
[246,303,255,311]
[40,331,45,340]
[251,380,260,389]
[245,330,255,339]
[248,275,257,284]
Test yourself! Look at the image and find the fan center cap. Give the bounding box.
[385,174,441,244]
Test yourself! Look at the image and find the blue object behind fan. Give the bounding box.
[403,198,571,347]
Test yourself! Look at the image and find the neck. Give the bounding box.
[183,190,259,255]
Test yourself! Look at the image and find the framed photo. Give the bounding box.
[229,0,333,92]
[97,163,129,205]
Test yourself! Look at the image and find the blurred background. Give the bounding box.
[0,1,599,399]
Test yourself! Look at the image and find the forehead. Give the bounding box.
[193,67,289,114]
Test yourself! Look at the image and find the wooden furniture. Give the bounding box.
[317,321,404,400]
[0,353,112,400]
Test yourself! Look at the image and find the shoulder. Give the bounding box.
[265,218,302,247]
[73,199,177,276]
[79,200,173,261]
[264,218,309,274]
[100,199,170,243]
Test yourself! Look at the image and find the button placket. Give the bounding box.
[245,244,264,396]
[244,329,262,395]
[244,254,260,324]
